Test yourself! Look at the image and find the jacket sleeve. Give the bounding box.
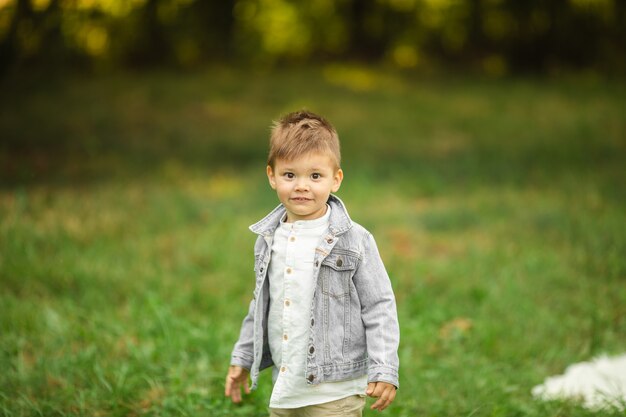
[230,295,256,370]
[353,232,400,388]
[230,236,265,370]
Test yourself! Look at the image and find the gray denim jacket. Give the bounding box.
[230,194,400,389]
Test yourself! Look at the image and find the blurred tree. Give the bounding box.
[343,0,419,62]
[467,0,486,60]
[0,0,624,75]
[127,0,172,67]
[0,0,31,75]
[124,0,235,67]
[346,0,387,60]
[189,0,236,60]
[0,0,69,74]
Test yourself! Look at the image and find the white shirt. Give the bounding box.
[267,206,367,408]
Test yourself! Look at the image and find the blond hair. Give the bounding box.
[267,110,341,169]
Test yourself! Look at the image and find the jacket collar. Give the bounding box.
[249,194,353,237]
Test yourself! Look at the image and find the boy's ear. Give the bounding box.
[266,165,277,189]
[331,168,344,193]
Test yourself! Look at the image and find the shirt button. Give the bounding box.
[286,267,292,274]
[290,236,296,242]
[326,238,333,244]
[283,334,288,340]
[285,300,291,307]
[281,366,287,373]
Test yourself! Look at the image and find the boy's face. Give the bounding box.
[267,152,343,222]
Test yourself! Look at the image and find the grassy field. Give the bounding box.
[1,67,625,416]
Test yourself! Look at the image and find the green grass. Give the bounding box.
[1,67,625,416]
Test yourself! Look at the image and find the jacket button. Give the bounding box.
[309,346,315,354]
[336,258,343,267]
[310,318,314,326]
[314,260,319,267]
[307,374,315,382]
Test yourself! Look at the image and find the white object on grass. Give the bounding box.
[532,354,626,411]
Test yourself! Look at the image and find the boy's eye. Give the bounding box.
[284,172,295,179]
[311,173,321,180]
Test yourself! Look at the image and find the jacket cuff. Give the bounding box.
[230,351,254,370]
[368,364,399,389]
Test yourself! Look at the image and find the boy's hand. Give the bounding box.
[225,365,250,403]
[366,381,396,411]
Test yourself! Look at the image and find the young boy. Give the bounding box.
[225,111,400,416]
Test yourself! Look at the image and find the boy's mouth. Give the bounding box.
[290,197,312,202]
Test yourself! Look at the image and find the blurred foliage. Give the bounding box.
[0,0,625,75]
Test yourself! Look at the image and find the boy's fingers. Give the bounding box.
[225,366,251,404]
[371,396,388,411]
[370,385,396,411]
[229,378,242,403]
[370,392,393,411]
[370,383,386,398]
[371,399,385,411]
[225,379,236,400]
[232,384,242,403]
[385,387,396,407]
[230,366,241,378]
[370,390,386,410]
[366,382,381,397]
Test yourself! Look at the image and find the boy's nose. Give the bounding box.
[295,179,310,191]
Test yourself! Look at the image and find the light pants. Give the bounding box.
[269,395,366,417]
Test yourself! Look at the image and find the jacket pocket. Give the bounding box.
[320,252,358,297]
